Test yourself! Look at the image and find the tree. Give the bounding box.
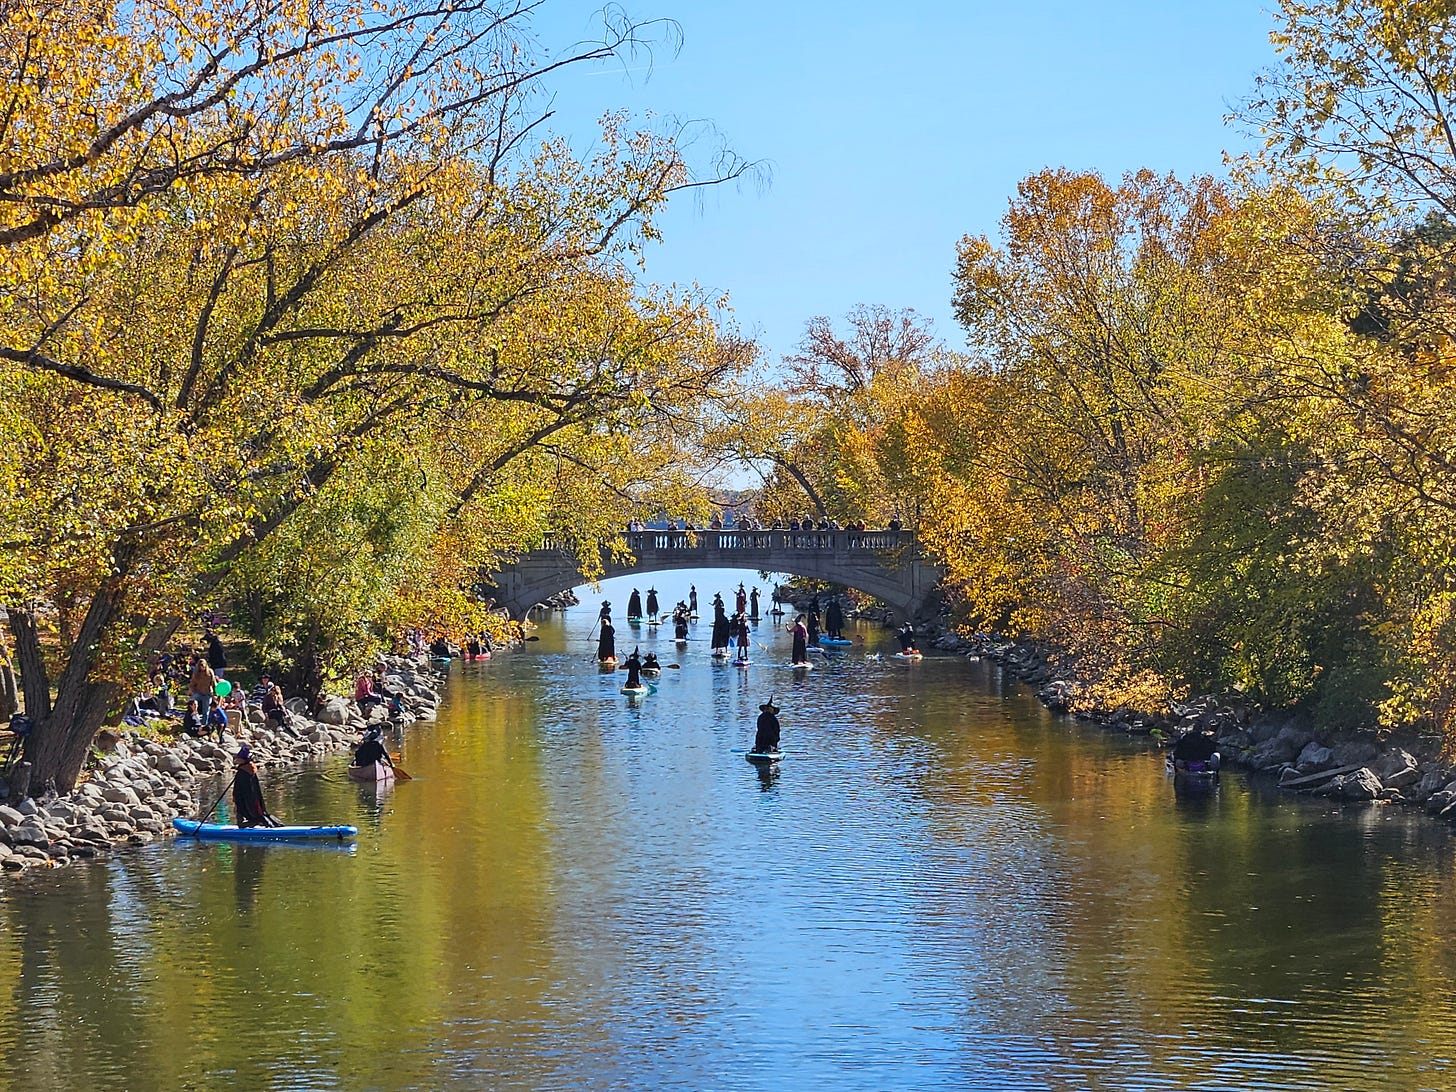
[0,1,756,790]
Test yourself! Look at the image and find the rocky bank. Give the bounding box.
[0,656,444,875]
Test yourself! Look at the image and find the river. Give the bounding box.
[2,568,1455,1091]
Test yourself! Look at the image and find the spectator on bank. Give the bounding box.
[189,656,217,723]
[203,630,228,678]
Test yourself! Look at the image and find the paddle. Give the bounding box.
[388,753,413,781]
[193,772,239,832]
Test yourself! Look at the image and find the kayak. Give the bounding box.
[820,637,854,647]
[745,751,782,764]
[172,819,357,842]
[893,651,923,661]
[429,655,452,666]
[347,762,395,782]
[1167,755,1220,781]
[641,667,662,678]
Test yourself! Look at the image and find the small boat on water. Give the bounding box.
[641,667,661,678]
[893,651,923,661]
[172,819,357,842]
[1167,755,1220,783]
[347,761,395,783]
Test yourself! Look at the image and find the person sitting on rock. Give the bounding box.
[181,698,207,738]
[207,701,229,743]
[260,677,288,728]
[354,670,387,713]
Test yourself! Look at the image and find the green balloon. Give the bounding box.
[214,679,232,697]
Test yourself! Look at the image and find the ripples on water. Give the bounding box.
[2,582,1456,1090]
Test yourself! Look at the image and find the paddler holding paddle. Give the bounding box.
[753,698,781,754]
[233,744,282,828]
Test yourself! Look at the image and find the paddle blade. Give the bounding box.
[390,754,414,781]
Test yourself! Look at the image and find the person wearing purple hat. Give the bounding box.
[232,744,280,828]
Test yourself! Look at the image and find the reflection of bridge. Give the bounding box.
[486,529,942,622]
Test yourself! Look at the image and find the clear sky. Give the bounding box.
[530,0,1277,364]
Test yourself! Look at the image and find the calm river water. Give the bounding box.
[3,569,1456,1090]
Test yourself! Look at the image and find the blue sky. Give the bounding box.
[532,1,1276,364]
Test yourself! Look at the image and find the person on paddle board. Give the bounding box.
[735,582,747,615]
[689,585,698,615]
[233,744,281,827]
[627,589,642,619]
[598,600,612,623]
[753,699,781,754]
[898,623,919,654]
[735,613,751,660]
[674,608,689,640]
[806,606,821,647]
[790,615,808,665]
[749,587,760,620]
[825,599,844,640]
[598,618,616,662]
[353,728,393,770]
[711,593,730,655]
[646,587,659,619]
[623,647,643,688]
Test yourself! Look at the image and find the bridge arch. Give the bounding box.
[485,529,942,623]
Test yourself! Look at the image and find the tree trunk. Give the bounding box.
[18,564,133,792]
[7,609,52,721]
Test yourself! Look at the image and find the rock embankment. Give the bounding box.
[924,628,1456,821]
[0,656,443,875]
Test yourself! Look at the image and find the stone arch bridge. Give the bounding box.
[485,529,942,623]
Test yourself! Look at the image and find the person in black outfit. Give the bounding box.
[233,744,281,827]
[599,600,613,623]
[1173,729,1219,764]
[753,699,781,754]
[597,618,616,662]
[353,729,393,769]
[203,630,228,678]
[622,647,643,688]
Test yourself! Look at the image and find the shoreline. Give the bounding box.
[0,656,445,876]
[927,627,1454,819]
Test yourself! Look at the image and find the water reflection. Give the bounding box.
[0,586,1454,1089]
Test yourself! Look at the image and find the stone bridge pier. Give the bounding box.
[485,529,942,623]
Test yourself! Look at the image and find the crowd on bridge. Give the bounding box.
[623,513,907,549]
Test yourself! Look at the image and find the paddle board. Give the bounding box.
[745,751,782,764]
[172,819,357,842]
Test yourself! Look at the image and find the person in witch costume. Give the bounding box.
[753,699,781,754]
[233,744,281,827]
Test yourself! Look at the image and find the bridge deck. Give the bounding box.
[535,528,915,559]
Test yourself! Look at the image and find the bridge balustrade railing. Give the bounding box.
[533,529,915,557]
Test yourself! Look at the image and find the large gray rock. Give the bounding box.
[1296,742,1334,771]
[10,824,49,848]
[316,698,350,725]
[1334,768,1384,800]
[0,805,23,828]
[1375,748,1419,782]
[1331,739,1381,768]
[100,784,140,806]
